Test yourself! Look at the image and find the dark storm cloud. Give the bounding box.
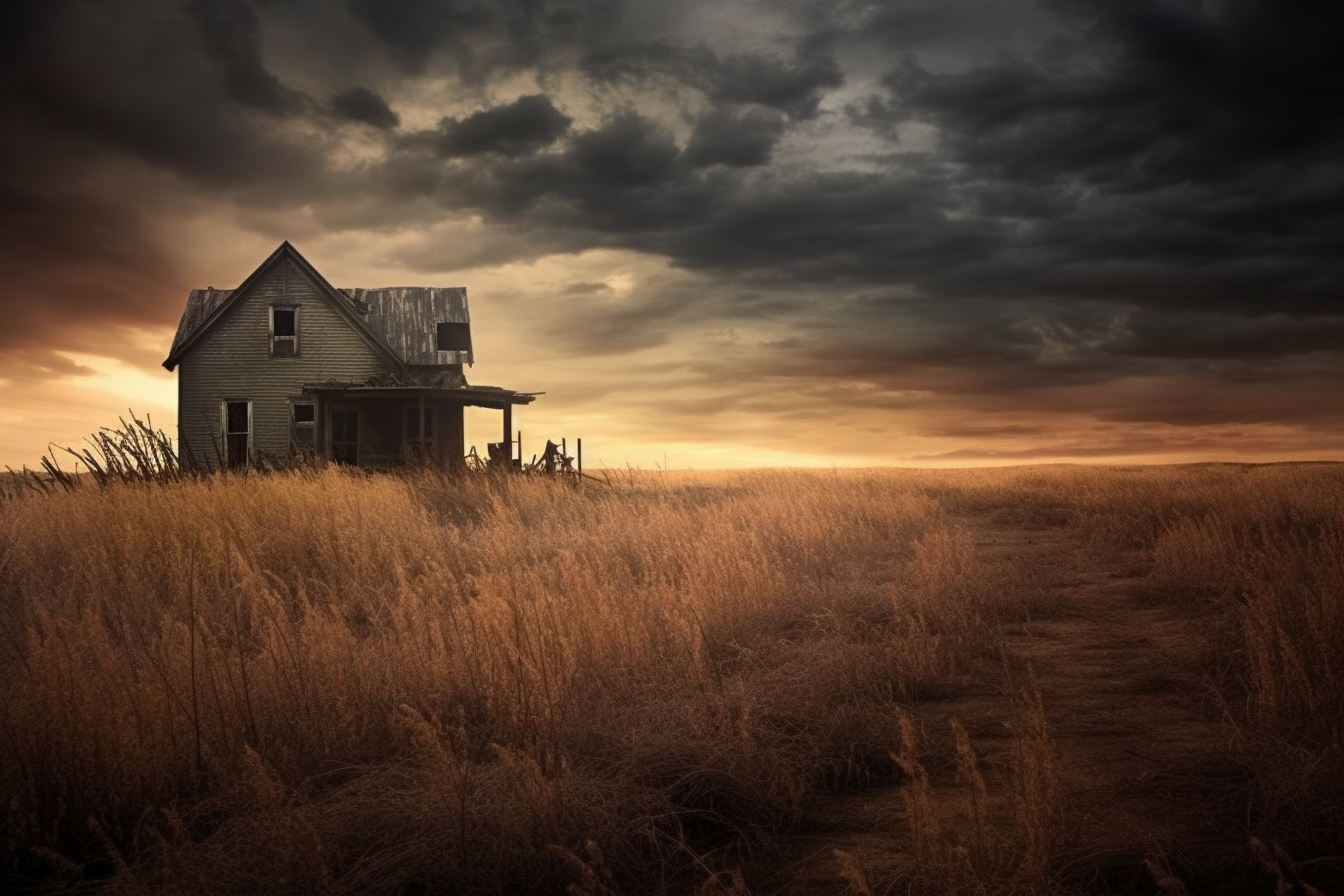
[348,0,623,78]
[582,40,843,119]
[0,0,337,376]
[712,49,843,120]
[684,105,787,168]
[568,111,680,186]
[330,86,400,129]
[852,0,1344,322]
[190,0,308,115]
[0,165,183,360]
[434,94,571,157]
[1113,311,1344,361]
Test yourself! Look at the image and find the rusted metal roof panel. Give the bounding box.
[342,287,474,366]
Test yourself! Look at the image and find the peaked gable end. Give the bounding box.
[162,242,402,372]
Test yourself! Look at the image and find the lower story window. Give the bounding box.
[223,401,251,468]
[331,409,359,465]
[292,401,315,451]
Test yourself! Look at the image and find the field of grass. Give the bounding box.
[1,464,1341,894]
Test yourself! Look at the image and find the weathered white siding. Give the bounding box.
[177,258,391,468]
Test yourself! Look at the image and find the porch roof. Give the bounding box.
[302,382,538,410]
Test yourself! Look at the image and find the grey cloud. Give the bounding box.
[569,110,679,185]
[562,281,613,295]
[582,40,842,119]
[4,0,332,190]
[189,0,309,115]
[330,86,400,129]
[580,41,718,90]
[544,312,671,355]
[713,50,843,120]
[347,0,624,78]
[1111,312,1344,361]
[684,105,787,168]
[435,94,571,157]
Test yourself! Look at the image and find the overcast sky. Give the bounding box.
[3,0,1342,468]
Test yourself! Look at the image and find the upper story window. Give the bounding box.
[271,306,299,357]
[436,321,470,352]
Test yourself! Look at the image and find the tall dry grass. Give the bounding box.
[984,463,1344,869]
[0,467,1004,894]
[5,462,1339,894]
[1142,469,1344,853]
[838,463,1344,893]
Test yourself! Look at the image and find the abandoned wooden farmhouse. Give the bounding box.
[162,241,536,470]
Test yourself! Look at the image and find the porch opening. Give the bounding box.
[331,409,359,465]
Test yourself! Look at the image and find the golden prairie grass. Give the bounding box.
[2,462,1341,894]
[1,467,998,894]
[1142,472,1344,851]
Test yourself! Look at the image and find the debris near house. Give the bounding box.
[469,434,592,482]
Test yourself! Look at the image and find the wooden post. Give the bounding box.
[448,403,465,468]
[417,394,426,462]
[502,403,512,464]
[577,438,582,477]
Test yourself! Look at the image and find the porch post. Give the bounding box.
[447,403,465,468]
[418,394,426,462]
[316,395,329,460]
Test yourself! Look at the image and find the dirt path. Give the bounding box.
[747,515,1243,895]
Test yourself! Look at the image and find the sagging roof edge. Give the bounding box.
[301,383,538,408]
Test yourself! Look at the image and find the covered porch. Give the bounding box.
[302,382,536,469]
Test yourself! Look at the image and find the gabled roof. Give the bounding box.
[163,242,463,372]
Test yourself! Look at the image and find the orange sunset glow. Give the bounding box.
[3,1,1342,470]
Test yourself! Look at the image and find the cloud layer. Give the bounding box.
[3,0,1342,465]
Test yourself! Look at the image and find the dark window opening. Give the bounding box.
[436,322,471,352]
[225,401,250,468]
[292,402,315,449]
[331,409,359,465]
[272,306,298,357]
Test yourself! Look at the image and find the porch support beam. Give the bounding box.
[418,394,426,462]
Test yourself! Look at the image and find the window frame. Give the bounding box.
[290,399,316,452]
[269,305,300,358]
[221,400,252,468]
